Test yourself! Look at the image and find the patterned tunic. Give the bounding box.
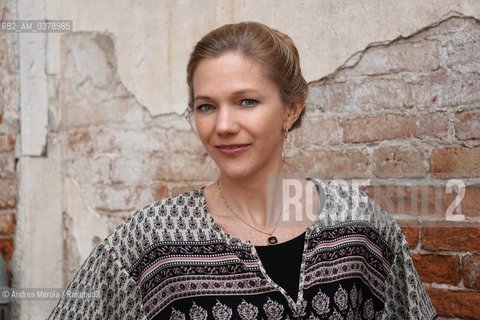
[48,178,437,320]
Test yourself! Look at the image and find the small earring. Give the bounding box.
[284,128,289,140]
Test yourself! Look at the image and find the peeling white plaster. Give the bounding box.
[52,0,480,116]
[13,138,63,320]
[18,0,48,156]
[64,178,109,262]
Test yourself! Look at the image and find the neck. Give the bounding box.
[217,164,286,229]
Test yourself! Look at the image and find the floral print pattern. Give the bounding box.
[48,179,437,319]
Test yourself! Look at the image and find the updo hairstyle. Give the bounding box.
[186,21,308,130]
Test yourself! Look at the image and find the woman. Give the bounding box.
[49,22,437,319]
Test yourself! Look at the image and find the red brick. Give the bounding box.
[302,116,341,146]
[343,114,415,143]
[373,146,428,178]
[412,253,461,285]
[0,237,13,260]
[362,182,477,219]
[460,184,480,218]
[397,219,419,248]
[416,113,449,139]
[427,287,480,319]
[0,179,16,209]
[352,79,410,112]
[463,253,480,290]
[431,147,480,178]
[0,153,15,179]
[343,113,447,143]
[153,182,169,200]
[0,134,15,152]
[0,213,15,235]
[308,78,409,113]
[362,184,446,217]
[422,221,480,251]
[289,148,370,179]
[444,22,480,73]
[455,109,480,140]
[7,135,14,150]
[66,129,94,158]
[437,182,474,218]
[307,81,349,113]
[412,70,480,109]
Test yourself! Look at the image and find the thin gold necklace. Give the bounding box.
[217,180,279,245]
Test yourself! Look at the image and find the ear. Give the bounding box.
[283,100,305,130]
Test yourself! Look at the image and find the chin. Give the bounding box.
[217,165,255,180]
[220,170,251,180]
[215,158,280,181]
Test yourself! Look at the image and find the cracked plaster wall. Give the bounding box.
[59,31,215,283]
[55,0,480,115]
[7,1,480,319]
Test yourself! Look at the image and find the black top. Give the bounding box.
[255,232,306,301]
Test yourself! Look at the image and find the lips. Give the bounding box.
[216,144,251,155]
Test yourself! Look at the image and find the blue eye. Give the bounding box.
[195,104,215,112]
[241,99,258,107]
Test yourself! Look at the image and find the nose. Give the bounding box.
[215,106,239,135]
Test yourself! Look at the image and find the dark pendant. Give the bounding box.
[267,236,278,245]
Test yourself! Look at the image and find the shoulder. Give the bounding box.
[102,187,220,269]
[309,178,405,250]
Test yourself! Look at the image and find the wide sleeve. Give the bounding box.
[382,229,437,320]
[48,242,146,320]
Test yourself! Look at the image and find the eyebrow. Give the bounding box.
[194,89,260,102]
[193,95,211,102]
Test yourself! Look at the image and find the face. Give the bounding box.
[192,52,298,180]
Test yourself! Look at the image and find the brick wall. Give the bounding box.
[55,14,479,320]
[290,16,480,319]
[0,0,18,286]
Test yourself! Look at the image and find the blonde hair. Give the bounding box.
[186,21,308,130]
